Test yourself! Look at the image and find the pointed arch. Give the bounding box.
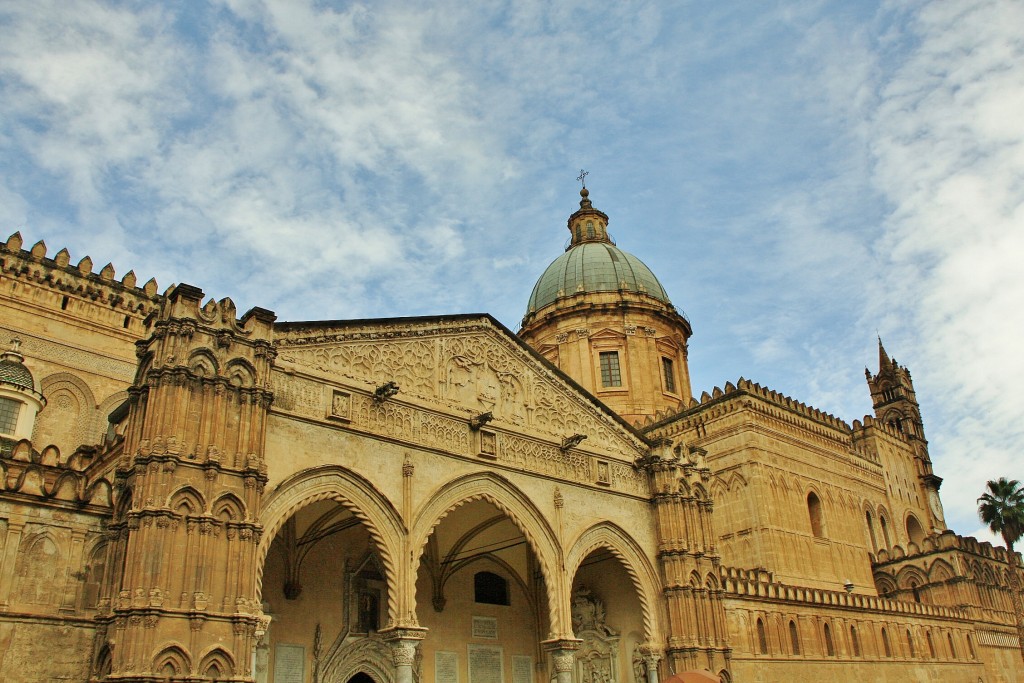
[410,472,561,632]
[225,358,257,388]
[928,559,955,583]
[168,486,206,516]
[152,644,191,676]
[320,636,395,683]
[257,465,404,624]
[187,349,219,378]
[211,492,246,522]
[197,646,235,678]
[94,643,113,678]
[565,521,664,642]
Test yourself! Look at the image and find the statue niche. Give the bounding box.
[572,587,619,683]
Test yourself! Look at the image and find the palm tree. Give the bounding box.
[978,477,1024,664]
[978,477,1024,552]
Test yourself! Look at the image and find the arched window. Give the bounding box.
[906,514,925,546]
[850,625,861,656]
[756,617,768,654]
[865,510,878,551]
[586,221,595,238]
[909,580,921,603]
[823,622,835,656]
[926,631,936,659]
[789,620,800,655]
[906,629,916,658]
[947,632,957,659]
[967,634,976,659]
[807,493,824,538]
[880,514,892,548]
[881,627,892,657]
[474,571,509,606]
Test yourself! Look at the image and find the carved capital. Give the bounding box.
[542,638,582,673]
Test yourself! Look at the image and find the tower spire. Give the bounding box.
[878,336,891,369]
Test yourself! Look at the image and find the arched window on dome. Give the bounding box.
[586,221,595,239]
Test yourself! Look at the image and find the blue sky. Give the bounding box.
[2,0,1022,545]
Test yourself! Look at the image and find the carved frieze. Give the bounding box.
[277,339,436,398]
[273,321,649,480]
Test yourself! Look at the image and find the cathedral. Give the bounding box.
[0,187,1021,683]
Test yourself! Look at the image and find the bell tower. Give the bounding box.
[866,338,945,533]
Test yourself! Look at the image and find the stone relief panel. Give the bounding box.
[277,339,437,399]
[271,373,324,420]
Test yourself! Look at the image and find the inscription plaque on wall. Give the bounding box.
[273,644,305,683]
[472,616,498,639]
[436,651,459,683]
[512,655,533,683]
[468,644,504,683]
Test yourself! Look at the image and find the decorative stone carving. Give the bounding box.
[329,389,352,421]
[572,588,619,683]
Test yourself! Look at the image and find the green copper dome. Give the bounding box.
[526,242,671,313]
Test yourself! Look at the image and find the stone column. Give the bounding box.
[542,638,581,683]
[382,627,428,683]
[639,645,662,683]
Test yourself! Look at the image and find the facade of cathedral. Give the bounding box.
[0,190,1021,683]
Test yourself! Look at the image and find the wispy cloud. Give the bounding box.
[866,0,1024,527]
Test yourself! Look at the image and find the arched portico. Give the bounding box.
[565,522,664,645]
[409,472,563,635]
[257,465,405,624]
